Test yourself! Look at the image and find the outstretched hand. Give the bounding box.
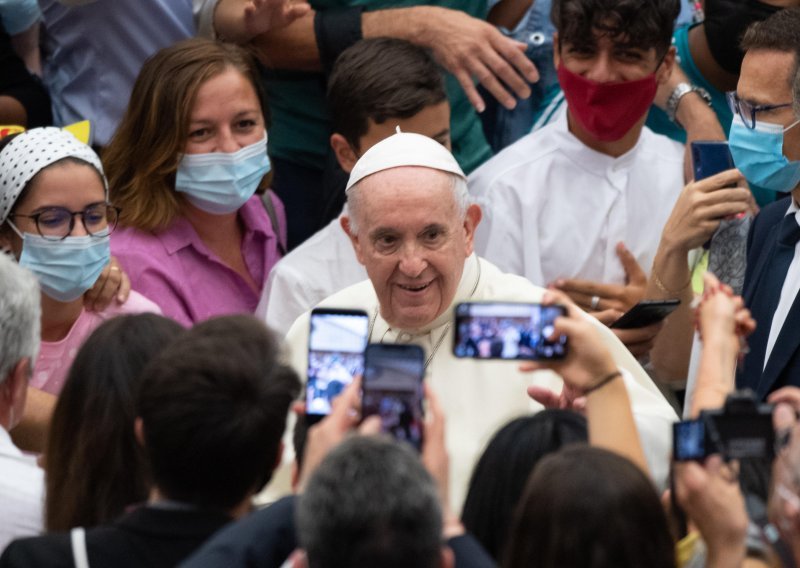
[415,7,539,113]
[243,0,310,37]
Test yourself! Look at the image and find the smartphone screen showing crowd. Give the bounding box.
[306,308,369,424]
[362,344,425,452]
[453,302,567,360]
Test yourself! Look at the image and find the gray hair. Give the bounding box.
[794,67,800,119]
[0,254,41,383]
[346,170,470,235]
[296,436,443,568]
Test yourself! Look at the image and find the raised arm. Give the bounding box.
[522,290,649,476]
[249,5,539,112]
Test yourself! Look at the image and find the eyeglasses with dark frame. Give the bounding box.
[727,91,794,130]
[9,202,121,241]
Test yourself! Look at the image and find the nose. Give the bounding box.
[216,128,241,154]
[585,52,618,83]
[398,243,428,278]
[69,213,89,237]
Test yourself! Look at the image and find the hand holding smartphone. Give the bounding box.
[610,299,680,330]
[361,344,425,452]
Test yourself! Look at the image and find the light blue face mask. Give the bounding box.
[9,225,111,302]
[729,113,800,193]
[175,133,271,215]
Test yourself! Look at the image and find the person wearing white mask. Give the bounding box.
[0,127,159,454]
[107,38,287,327]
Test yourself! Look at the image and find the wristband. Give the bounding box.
[665,83,712,126]
[314,7,364,75]
[584,370,622,395]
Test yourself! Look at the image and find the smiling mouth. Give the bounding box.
[397,281,433,292]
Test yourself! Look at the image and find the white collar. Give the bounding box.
[552,109,644,178]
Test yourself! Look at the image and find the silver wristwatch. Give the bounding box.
[665,83,712,124]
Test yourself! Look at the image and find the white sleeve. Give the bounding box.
[259,263,317,338]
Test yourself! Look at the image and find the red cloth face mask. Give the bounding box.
[557,64,658,142]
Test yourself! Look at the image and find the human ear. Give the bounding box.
[330,134,359,174]
[656,46,677,85]
[463,204,482,257]
[134,417,146,448]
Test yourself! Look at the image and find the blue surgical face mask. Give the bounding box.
[729,113,800,193]
[175,133,270,215]
[9,225,111,302]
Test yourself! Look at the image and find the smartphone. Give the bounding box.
[610,299,680,330]
[306,308,370,423]
[362,344,425,452]
[673,419,708,461]
[691,141,735,181]
[453,302,567,360]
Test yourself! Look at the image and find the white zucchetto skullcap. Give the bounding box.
[345,128,466,192]
[0,127,106,225]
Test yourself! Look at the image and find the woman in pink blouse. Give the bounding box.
[105,38,287,327]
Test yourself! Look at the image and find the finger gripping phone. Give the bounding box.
[306,308,370,424]
[610,299,681,330]
[362,344,425,452]
[453,302,568,360]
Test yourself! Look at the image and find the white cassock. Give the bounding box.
[469,109,684,285]
[283,254,677,511]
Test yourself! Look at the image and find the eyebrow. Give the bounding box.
[368,227,398,241]
[189,109,260,125]
[418,223,448,236]
[432,129,451,142]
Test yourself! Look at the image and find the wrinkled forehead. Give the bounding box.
[357,166,455,201]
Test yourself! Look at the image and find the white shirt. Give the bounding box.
[257,215,367,337]
[0,427,44,551]
[469,110,684,286]
[765,202,800,367]
[283,255,677,510]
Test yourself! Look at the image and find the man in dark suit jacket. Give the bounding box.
[0,316,300,568]
[733,9,800,399]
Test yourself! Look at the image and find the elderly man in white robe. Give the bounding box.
[285,131,677,510]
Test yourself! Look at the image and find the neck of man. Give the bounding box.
[566,110,645,158]
[688,24,739,93]
[148,487,253,520]
[40,293,83,342]
[791,186,800,207]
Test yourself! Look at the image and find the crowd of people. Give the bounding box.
[3,0,800,566]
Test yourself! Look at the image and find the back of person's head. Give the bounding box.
[296,436,444,568]
[104,37,268,232]
[327,37,447,151]
[0,254,40,385]
[461,411,588,560]
[551,0,680,57]
[741,7,800,92]
[44,314,183,531]
[136,315,300,511]
[503,446,675,568]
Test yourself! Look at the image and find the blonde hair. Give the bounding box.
[103,38,268,232]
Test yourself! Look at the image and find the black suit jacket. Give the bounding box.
[737,195,800,399]
[0,506,232,568]
[181,495,497,568]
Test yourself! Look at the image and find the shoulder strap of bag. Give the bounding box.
[260,190,287,256]
[70,527,90,568]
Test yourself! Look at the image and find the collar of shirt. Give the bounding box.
[553,108,643,183]
[372,254,483,345]
[158,196,271,257]
[0,427,23,459]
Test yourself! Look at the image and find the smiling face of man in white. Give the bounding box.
[341,166,482,330]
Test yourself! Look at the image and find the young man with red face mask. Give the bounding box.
[470,0,683,358]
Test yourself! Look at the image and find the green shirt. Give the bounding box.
[264,0,493,175]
